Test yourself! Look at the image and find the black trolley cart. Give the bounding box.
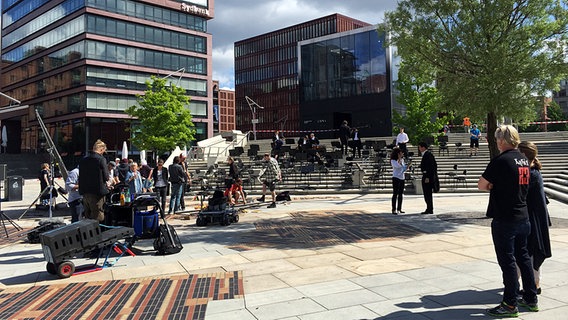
[195,190,239,227]
[40,220,134,278]
[107,193,182,255]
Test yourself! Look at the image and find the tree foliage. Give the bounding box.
[125,76,195,157]
[392,72,449,146]
[383,0,568,158]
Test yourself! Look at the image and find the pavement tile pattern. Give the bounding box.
[0,272,243,320]
[230,210,423,250]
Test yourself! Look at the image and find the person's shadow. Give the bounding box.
[370,288,502,319]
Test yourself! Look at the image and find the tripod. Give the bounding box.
[1,184,23,238]
[18,150,67,220]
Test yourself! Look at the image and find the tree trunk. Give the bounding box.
[486,112,499,159]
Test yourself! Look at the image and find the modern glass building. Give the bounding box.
[0,0,214,159]
[299,25,393,138]
[234,14,371,138]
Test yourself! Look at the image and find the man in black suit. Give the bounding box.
[339,120,351,155]
[418,141,437,214]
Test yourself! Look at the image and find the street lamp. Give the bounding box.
[245,96,264,140]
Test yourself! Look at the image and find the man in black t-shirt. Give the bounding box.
[478,125,538,317]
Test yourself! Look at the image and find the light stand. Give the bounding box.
[18,148,67,220]
[245,96,264,140]
[1,182,23,238]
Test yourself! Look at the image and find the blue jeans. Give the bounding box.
[491,219,538,306]
[169,183,183,213]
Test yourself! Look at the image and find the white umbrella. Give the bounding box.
[1,126,7,152]
[121,141,128,159]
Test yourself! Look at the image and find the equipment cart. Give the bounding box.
[195,190,239,226]
[40,220,134,278]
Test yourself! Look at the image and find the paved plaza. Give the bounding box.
[0,178,567,319]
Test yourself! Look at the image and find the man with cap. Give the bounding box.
[470,124,481,156]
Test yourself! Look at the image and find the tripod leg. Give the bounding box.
[18,186,51,220]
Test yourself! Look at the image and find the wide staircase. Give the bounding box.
[186,131,568,204]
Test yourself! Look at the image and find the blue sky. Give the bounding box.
[208,0,398,90]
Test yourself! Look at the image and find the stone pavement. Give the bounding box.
[1,179,567,319]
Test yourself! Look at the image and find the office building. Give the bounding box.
[234,14,372,139]
[212,81,236,133]
[298,25,393,137]
[0,0,214,159]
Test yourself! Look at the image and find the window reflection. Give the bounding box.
[300,29,387,102]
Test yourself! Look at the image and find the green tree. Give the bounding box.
[392,72,449,146]
[383,0,568,158]
[546,100,568,131]
[126,76,196,159]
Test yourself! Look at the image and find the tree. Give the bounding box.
[383,0,568,158]
[125,76,196,160]
[392,72,449,146]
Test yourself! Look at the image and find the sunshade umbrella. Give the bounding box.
[121,141,128,160]
[1,126,7,152]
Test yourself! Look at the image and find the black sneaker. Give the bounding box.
[257,196,265,202]
[267,202,276,208]
[392,210,397,215]
[517,298,539,312]
[486,302,519,318]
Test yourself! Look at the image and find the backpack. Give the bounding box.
[153,220,183,255]
[276,191,291,201]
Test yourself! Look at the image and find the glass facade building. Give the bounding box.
[299,25,393,137]
[234,14,371,138]
[0,0,214,160]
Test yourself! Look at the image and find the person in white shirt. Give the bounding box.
[390,148,407,214]
[396,127,410,158]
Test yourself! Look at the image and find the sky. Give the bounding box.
[208,0,399,90]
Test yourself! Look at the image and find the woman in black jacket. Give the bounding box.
[151,159,169,214]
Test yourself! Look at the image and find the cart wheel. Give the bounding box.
[196,217,204,226]
[223,214,231,226]
[57,261,75,278]
[46,262,57,275]
[233,214,239,223]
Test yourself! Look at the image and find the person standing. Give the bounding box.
[79,139,109,221]
[139,159,153,191]
[518,141,552,295]
[272,130,284,158]
[125,162,144,195]
[179,153,190,211]
[351,128,362,158]
[168,156,185,214]
[418,141,437,215]
[38,163,52,206]
[151,159,169,214]
[390,148,407,215]
[469,124,481,156]
[478,125,538,317]
[396,127,409,158]
[339,120,351,156]
[65,166,82,222]
[257,153,281,208]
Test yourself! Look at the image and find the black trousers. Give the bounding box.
[155,186,167,214]
[351,140,362,157]
[340,137,349,155]
[391,177,405,211]
[422,177,434,213]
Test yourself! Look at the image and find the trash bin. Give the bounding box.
[411,176,423,195]
[4,176,23,201]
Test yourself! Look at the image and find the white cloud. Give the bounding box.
[209,0,398,89]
